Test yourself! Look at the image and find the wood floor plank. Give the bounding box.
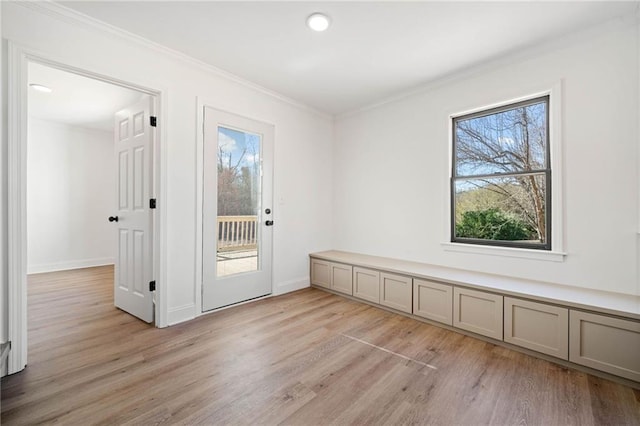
[1,266,639,425]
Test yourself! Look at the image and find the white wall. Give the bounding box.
[334,19,639,296]
[4,3,635,341]
[1,2,334,327]
[27,119,115,273]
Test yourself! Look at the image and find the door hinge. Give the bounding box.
[150,116,157,127]
[149,280,156,292]
[150,198,157,209]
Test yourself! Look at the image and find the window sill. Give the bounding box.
[441,242,566,262]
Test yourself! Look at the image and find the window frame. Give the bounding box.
[450,95,552,251]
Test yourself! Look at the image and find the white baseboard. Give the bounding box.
[173,278,308,325]
[27,257,115,274]
[167,303,196,326]
[274,276,309,295]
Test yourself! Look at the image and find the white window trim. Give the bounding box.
[441,242,565,262]
[442,81,566,262]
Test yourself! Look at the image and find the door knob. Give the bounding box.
[108,216,119,222]
[265,220,274,226]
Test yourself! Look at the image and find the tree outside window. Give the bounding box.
[217,127,261,216]
[451,96,551,250]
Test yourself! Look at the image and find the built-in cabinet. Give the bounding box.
[309,253,640,384]
[310,259,353,295]
[569,310,640,382]
[353,267,380,304]
[380,273,412,313]
[351,267,412,312]
[504,297,568,360]
[331,263,353,295]
[413,279,453,325]
[453,287,503,340]
[310,259,331,289]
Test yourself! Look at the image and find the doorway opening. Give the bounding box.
[6,49,162,376]
[27,60,157,319]
[27,62,144,275]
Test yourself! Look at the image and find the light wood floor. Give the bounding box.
[1,266,639,425]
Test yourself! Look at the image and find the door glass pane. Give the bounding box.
[216,126,261,277]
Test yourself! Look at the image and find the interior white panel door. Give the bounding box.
[113,96,154,323]
[202,107,273,311]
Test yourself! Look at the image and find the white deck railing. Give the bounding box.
[217,215,258,252]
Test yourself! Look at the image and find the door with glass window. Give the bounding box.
[202,107,273,311]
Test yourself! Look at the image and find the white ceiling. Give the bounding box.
[29,0,640,121]
[28,61,144,131]
[55,2,638,115]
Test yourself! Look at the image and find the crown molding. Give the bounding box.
[15,1,332,120]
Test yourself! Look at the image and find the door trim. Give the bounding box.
[195,97,275,315]
[6,43,167,375]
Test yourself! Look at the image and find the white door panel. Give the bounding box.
[202,107,273,311]
[113,97,154,323]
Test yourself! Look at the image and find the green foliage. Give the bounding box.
[455,186,506,223]
[456,208,533,241]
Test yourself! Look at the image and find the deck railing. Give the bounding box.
[217,215,258,252]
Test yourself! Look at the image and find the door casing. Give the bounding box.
[6,43,166,375]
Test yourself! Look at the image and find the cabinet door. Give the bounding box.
[569,310,640,382]
[310,259,331,289]
[353,267,380,304]
[413,279,453,325]
[380,273,412,313]
[331,263,353,295]
[453,287,503,340]
[504,297,568,359]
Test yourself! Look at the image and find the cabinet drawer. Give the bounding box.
[331,263,353,295]
[310,259,331,289]
[453,287,503,340]
[380,273,412,314]
[569,310,640,382]
[353,267,380,304]
[504,297,568,359]
[413,279,452,325]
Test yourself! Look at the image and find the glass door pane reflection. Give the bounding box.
[216,126,261,277]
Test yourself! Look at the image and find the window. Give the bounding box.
[451,96,550,250]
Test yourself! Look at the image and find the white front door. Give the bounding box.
[202,107,274,311]
[112,97,155,323]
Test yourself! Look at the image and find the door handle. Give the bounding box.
[265,220,274,226]
[108,216,119,222]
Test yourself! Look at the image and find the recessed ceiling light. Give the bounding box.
[307,13,330,32]
[30,84,52,93]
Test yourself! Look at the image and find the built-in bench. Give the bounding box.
[309,250,640,387]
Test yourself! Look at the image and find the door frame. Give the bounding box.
[6,43,167,375]
[195,97,275,315]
